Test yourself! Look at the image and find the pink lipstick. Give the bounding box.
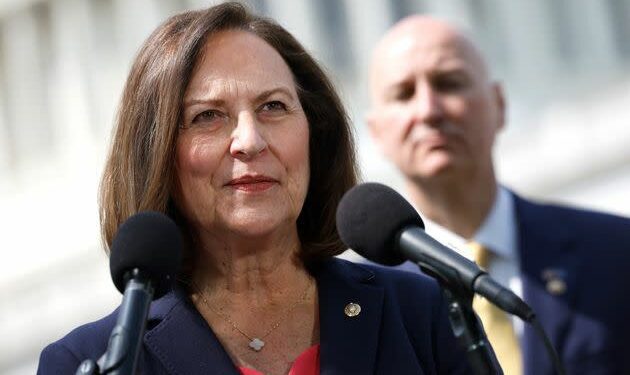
[227,175,277,192]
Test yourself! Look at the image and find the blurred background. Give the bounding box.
[2,0,630,373]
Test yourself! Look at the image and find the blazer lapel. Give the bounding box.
[316,259,384,375]
[142,260,385,375]
[514,196,578,375]
[143,287,240,375]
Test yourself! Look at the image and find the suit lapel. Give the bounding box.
[316,259,384,375]
[141,260,385,375]
[514,196,578,375]
[143,287,240,375]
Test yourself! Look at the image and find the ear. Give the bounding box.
[493,82,506,132]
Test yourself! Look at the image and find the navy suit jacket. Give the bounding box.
[38,258,472,374]
[380,193,630,374]
[514,195,630,375]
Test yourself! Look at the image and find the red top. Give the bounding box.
[238,344,320,375]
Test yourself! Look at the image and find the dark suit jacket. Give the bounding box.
[380,192,630,374]
[514,194,630,375]
[37,258,472,374]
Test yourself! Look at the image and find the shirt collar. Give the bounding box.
[474,186,518,260]
[418,186,518,261]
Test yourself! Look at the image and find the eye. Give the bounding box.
[257,101,289,120]
[392,84,415,101]
[189,109,227,128]
[260,100,288,112]
[432,73,469,93]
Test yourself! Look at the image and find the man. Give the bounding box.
[365,15,630,375]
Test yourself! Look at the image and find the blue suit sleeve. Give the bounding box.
[37,342,82,375]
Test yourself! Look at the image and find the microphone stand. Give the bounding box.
[415,262,503,375]
[74,269,154,375]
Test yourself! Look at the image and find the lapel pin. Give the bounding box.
[546,278,567,295]
[541,268,567,296]
[344,302,361,317]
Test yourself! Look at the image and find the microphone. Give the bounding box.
[109,211,182,299]
[336,182,534,322]
[98,211,182,374]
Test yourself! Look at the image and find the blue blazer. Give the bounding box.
[383,193,630,374]
[514,195,630,375]
[38,258,472,374]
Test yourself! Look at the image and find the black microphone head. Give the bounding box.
[110,211,182,299]
[336,182,424,265]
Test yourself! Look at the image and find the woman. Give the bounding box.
[37,3,470,374]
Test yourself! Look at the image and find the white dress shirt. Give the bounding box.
[423,186,524,335]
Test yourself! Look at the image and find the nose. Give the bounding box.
[230,112,268,159]
[413,83,444,125]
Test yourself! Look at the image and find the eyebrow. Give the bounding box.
[255,87,295,102]
[183,86,296,108]
[385,66,471,89]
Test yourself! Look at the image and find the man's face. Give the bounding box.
[368,23,504,184]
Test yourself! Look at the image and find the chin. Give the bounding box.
[226,212,295,236]
[230,227,274,239]
[407,157,455,180]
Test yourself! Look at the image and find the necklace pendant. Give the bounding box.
[249,338,265,352]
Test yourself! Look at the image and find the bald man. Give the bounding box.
[365,15,630,375]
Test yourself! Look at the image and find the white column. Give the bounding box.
[47,0,94,169]
[340,0,404,187]
[265,0,320,56]
[341,0,393,108]
[0,2,116,374]
[0,59,10,178]
[488,0,557,85]
[569,0,618,72]
[185,0,223,9]
[84,0,125,144]
[111,0,163,64]
[424,0,474,28]
[0,5,51,167]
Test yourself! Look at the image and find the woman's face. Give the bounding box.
[175,30,310,240]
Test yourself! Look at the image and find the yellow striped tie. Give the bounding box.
[468,241,522,375]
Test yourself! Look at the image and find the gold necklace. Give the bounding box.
[196,278,313,352]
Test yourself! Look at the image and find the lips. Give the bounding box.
[423,135,449,149]
[410,129,451,150]
[226,175,278,192]
[408,125,451,149]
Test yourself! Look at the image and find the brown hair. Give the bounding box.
[99,2,357,272]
